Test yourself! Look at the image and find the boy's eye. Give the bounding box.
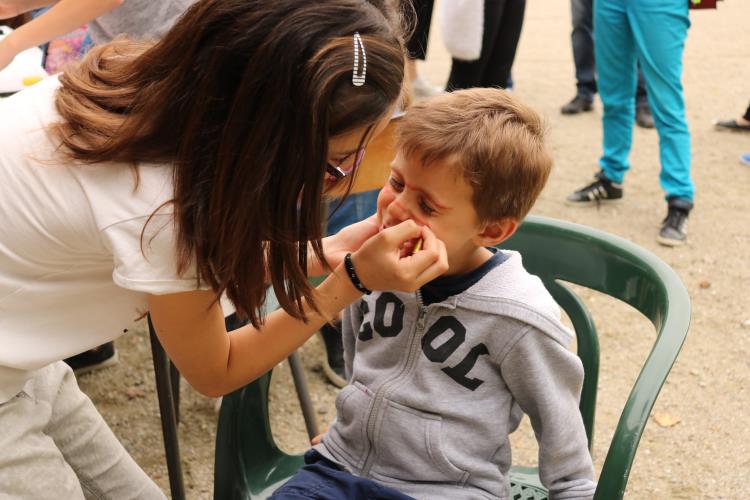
[389,176,404,191]
[419,199,436,216]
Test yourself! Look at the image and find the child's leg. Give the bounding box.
[0,361,165,500]
[0,366,85,499]
[270,450,414,499]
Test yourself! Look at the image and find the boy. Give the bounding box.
[272,89,596,499]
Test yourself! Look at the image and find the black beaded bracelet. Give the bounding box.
[343,253,371,295]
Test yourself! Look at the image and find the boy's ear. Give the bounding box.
[474,218,519,247]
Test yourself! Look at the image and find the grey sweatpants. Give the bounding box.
[0,361,165,500]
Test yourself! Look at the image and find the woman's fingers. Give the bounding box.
[379,219,422,249]
[351,220,448,292]
[404,226,448,284]
[311,426,329,445]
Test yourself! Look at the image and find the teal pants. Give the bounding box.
[595,0,694,202]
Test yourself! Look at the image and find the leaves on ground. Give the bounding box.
[653,412,681,428]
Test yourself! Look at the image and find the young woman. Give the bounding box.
[0,1,448,498]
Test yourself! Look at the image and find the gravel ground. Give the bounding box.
[78,1,750,498]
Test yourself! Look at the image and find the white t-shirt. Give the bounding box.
[0,77,202,402]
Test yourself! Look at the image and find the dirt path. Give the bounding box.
[79,1,750,498]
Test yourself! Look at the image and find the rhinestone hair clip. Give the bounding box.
[352,32,366,86]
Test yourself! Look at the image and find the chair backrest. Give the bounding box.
[500,215,691,499]
[213,215,691,500]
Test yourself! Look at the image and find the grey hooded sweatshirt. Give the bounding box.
[315,250,596,500]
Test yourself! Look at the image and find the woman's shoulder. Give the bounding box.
[0,76,61,141]
[0,75,61,115]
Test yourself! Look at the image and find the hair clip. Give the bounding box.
[352,32,366,86]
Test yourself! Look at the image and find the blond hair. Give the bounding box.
[396,88,553,222]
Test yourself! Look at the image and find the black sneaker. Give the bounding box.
[657,198,692,247]
[64,342,119,376]
[566,172,623,205]
[635,105,655,129]
[319,322,346,388]
[561,95,594,115]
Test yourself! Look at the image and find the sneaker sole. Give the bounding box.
[564,198,622,207]
[561,107,593,115]
[656,235,686,247]
[72,351,119,376]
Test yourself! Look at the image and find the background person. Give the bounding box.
[445,0,525,91]
[566,0,694,247]
[0,0,194,71]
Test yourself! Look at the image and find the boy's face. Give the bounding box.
[376,151,510,275]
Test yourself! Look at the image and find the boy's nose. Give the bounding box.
[386,197,411,224]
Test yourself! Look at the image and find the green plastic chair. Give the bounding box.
[213,215,691,500]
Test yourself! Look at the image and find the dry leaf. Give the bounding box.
[125,386,145,400]
[653,412,681,428]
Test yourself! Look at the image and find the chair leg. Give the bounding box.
[169,361,180,425]
[148,315,186,500]
[288,352,319,440]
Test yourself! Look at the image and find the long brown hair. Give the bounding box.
[53,0,406,327]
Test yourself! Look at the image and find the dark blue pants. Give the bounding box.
[270,450,414,500]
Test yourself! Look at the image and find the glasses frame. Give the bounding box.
[326,147,367,180]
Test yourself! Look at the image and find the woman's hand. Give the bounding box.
[316,215,380,272]
[311,427,328,445]
[350,220,448,293]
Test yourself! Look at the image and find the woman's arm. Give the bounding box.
[0,0,122,71]
[148,263,362,397]
[150,220,447,397]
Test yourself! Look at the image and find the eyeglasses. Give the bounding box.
[326,148,367,180]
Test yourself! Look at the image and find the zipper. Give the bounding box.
[360,291,428,477]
